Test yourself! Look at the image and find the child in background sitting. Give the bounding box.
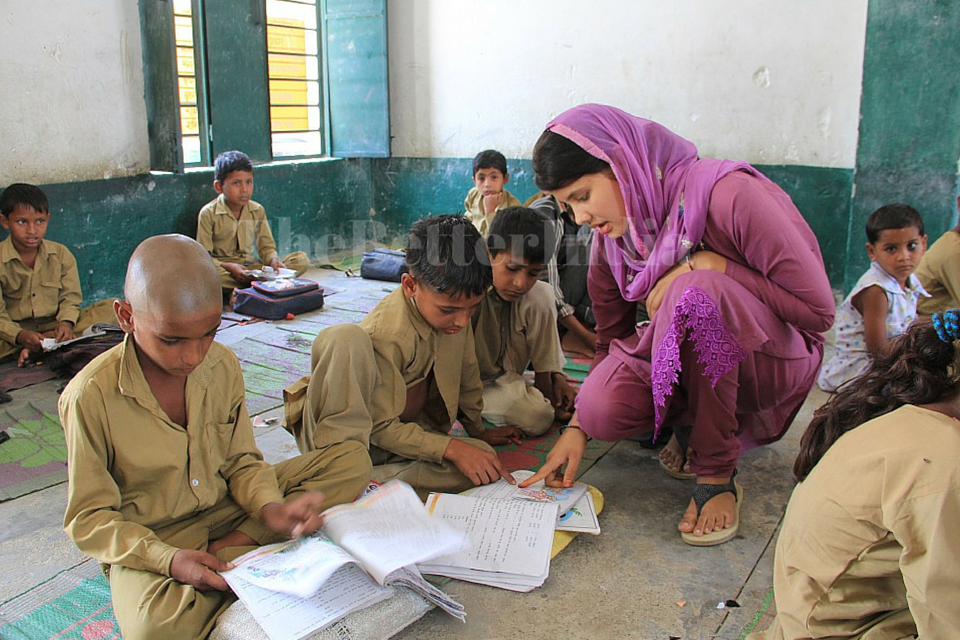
[463,149,522,236]
[196,150,310,296]
[818,204,929,391]
[0,184,117,366]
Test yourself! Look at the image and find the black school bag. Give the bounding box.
[233,278,324,320]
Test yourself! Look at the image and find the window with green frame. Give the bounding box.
[138,0,389,171]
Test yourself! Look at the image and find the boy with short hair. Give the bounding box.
[463,149,522,236]
[0,183,116,366]
[475,207,576,435]
[287,215,516,498]
[818,204,930,391]
[197,150,310,292]
[61,234,370,640]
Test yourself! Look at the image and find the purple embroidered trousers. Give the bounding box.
[578,269,822,477]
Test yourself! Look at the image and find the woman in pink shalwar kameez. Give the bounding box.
[520,105,834,546]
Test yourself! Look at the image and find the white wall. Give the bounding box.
[388,0,869,167]
[0,0,868,187]
[0,0,149,186]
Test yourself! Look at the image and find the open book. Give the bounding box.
[221,482,466,640]
[465,470,599,535]
[417,492,558,592]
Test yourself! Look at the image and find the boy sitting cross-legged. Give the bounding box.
[0,183,117,366]
[196,150,310,295]
[61,235,370,640]
[474,207,577,437]
[286,215,517,499]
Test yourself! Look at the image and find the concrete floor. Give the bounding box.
[0,267,834,640]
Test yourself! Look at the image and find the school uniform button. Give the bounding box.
[191,478,200,487]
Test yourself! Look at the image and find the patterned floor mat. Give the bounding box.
[0,394,68,502]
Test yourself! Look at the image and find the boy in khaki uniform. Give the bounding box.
[474,207,576,436]
[287,215,518,498]
[61,235,370,640]
[463,149,522,236]
[196,150,310,292]
[0,184,116,366]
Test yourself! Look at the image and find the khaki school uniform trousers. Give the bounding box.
[109,442,370,640]
[291,323,494,499]
[0,298,119,361]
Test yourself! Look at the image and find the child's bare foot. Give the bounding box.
[658,432,693,479]
[208,529,258,556]
[561,331,596,359]
[554,405,574,423]
[678,477,737,537]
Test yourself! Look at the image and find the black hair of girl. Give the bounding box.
[794,316,959,481]
[532,130,609,192]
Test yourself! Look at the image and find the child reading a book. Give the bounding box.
[0,183,117,366]
[748,312,960,639]
[818,204,929,391]
[474,207,576,434]
[196,150,310,294]
[286,215,516,499]
[463,149,522,236]
[61,234,370,640]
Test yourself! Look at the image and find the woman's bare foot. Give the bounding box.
[658,432,692,477]
[677,477,737,537]
[207,529,258,556]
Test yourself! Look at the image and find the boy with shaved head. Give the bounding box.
[60,234,370,640]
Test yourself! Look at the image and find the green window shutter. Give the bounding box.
[322,0,389,158]
[203,0,272,161]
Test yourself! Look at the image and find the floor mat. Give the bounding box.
[0,359,59,395]
[0,396,67,502]
[0,558,118,640]
[736,586,777,639]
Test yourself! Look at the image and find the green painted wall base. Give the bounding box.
[849,0,960,290]
[26,157,857,303]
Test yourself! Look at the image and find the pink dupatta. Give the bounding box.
[546,104,767,302]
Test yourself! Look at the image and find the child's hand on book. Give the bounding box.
[444,438,515,486]
[54,321,76,343]
[170,549,234,591]
[261,492,327,539]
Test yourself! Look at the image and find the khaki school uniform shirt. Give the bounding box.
[755,405,960,640]
[61,336,283,577]
[361,288,485,463]
[463,187,522,236]
[0,238,81,344]
[914,229,960,314]
[196,195,279,267]
[472,281,566,382]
